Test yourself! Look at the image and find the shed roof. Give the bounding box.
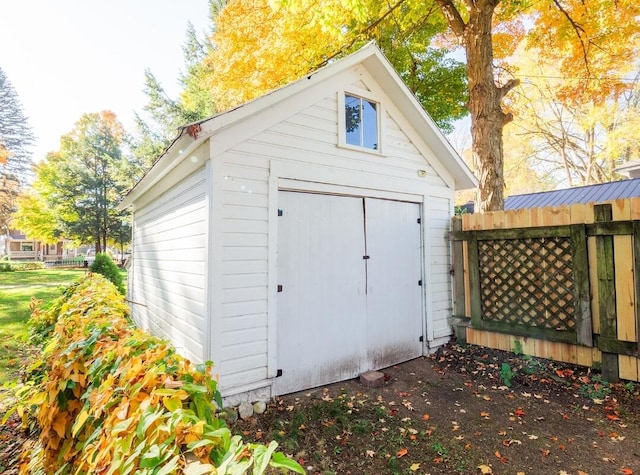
[119,43,477,210]
[504,178,640,210]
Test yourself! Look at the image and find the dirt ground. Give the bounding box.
[2,341,640,474]
[234,342,640,475]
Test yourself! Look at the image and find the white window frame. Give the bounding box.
[337,91,383,155]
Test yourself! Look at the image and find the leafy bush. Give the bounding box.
[89,252,125,294]
[0,261,44,272]
[9,274,304,475]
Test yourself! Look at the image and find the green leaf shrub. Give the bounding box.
[10,274,304,475]
[89,252,125,294]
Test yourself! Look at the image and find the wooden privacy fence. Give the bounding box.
[451,198,640,382]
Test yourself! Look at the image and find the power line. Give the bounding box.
[511,73,638,84]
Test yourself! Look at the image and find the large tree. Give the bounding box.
[284,0,639,210]
[0,66,34,232]
[15,112,133,251]
[503,42,640,187]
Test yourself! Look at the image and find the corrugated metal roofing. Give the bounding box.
[504,178,640,210]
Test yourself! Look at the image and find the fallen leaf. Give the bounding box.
[502,439,522,446]
[514,408,526,417]
[402,400,415,411]
[607,414,621,421]
[365,450,375,458]
[477,464,493,474]
[409,462,420,471]
[422,413,431,421]
[480,411,490,418]
[397,448,408,457]
[621,468,633,474]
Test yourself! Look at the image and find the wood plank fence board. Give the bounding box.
[614,234,636,342]
[618,354,639,382]
[634,221,640,352]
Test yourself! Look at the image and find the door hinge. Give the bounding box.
[417,218,421,224]
[419,335,424,342]
[418,279,422,286]
[278,209,283,216]
[276,369,283,378]
[277,285,283,292]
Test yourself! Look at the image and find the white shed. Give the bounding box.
[118,43,477,403]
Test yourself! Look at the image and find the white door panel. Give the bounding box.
[364,198,423,369]
[275,192,366,395]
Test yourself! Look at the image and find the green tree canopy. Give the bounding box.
[0,66,34,232]
[15,111,133,251]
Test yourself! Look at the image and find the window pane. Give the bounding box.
[362,100,378,150]
[345,95,361,146]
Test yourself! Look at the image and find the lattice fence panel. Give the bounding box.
[478,237,576,331]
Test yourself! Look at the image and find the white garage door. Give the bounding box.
[274,191,422,395]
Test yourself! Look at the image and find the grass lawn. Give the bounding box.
[0,268,87,384]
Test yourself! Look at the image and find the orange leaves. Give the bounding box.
[17,274,302,475]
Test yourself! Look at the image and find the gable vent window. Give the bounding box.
[345,94,378,150]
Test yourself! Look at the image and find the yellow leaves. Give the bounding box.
[162,394,184,412]
[52,413,68,438]
[72,409,90,437]
[202,0,353,111]
[478,464,493,473]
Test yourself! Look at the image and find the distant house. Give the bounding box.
[615,160,640,179]
[2,231,65,261]
[504,177,640,210]
[118,43,477,402]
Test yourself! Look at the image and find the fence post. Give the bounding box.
[594,204,619,382]
[451,218,465,318]
[467,231,482,328]
[571,224,593,347]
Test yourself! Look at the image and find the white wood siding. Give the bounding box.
[130,167,208,364]
[213,73,455,394]
[426,196,454,342]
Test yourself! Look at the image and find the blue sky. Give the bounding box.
[1,0,211,161]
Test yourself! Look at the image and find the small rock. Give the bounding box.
[220,408,238,424]
[360,370,385,388]
[238,401,254,420]
[253,401,267,415]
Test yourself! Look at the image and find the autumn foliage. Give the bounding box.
[11,274,303,474]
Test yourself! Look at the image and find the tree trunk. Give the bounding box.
[435,0,518,212]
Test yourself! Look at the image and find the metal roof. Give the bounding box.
[504,178,640,210]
